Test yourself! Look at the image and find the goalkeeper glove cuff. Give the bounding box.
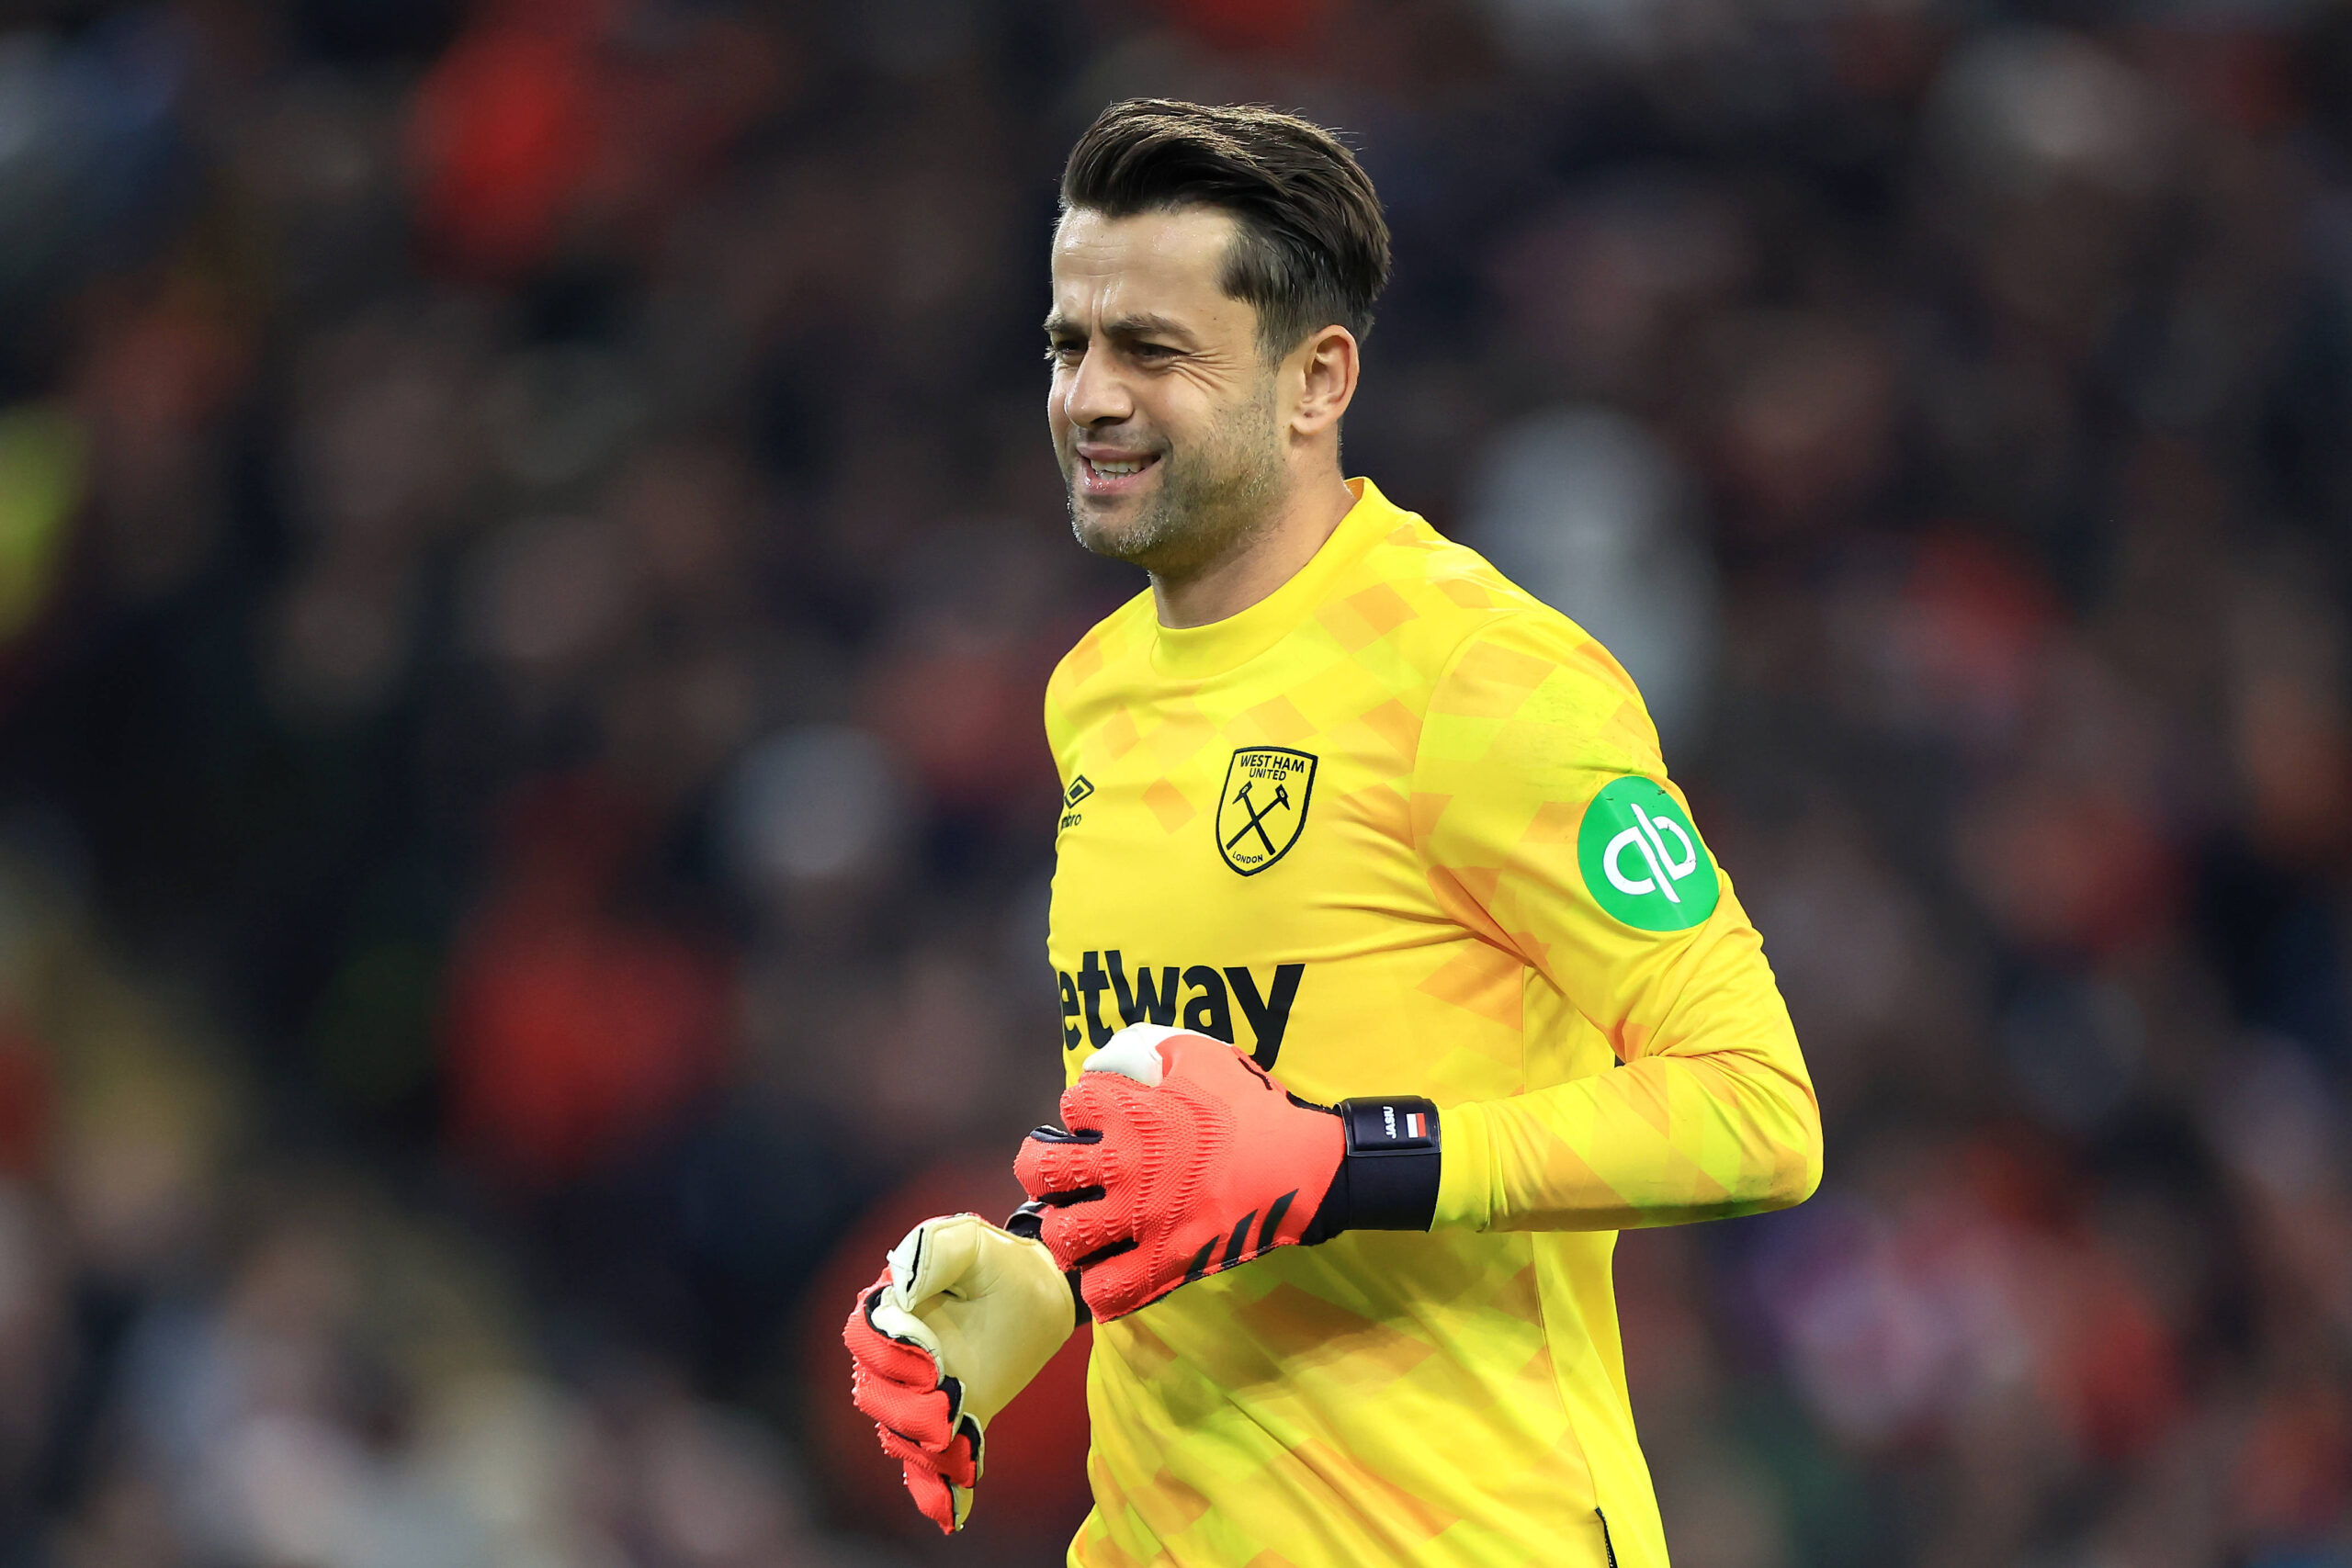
[1299,1095,1443,1240]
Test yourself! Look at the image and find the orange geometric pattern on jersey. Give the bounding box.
[1043,479,1822,1567]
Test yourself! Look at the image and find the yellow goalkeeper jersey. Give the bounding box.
[1043,478,1821,1568]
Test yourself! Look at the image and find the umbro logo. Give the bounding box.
[1059,773,1093,832]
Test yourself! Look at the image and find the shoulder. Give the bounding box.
[1351,505,1659,777]
[1349,497,1641,708]
[1427,608,1662,779]
[1044,586,1156,745]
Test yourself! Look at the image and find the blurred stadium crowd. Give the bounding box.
[0,0,2348,1563]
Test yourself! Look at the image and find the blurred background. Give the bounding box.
[0,0,2346,1563]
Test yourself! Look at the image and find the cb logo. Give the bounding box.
[1577,777,1719,931]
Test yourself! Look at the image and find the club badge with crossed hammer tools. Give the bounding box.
[1215,747,1318,875]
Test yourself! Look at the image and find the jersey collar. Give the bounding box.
[1149,477,1400,680]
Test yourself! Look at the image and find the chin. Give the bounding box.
[1069,497,1156,563]
[1070,518,1148,567]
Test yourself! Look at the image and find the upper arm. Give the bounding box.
[1411,614,1762,1064]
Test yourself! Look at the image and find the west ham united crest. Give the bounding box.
[1216,747,1317,875]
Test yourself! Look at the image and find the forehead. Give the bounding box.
[1048,206,1245,324]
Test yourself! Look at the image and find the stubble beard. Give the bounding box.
[1066,378,1286,582]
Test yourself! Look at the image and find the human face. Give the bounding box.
[1045,207,1286,579]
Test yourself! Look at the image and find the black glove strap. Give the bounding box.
[1303,1097,1442,1241]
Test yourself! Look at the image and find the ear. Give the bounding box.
[1285,325,1360,440]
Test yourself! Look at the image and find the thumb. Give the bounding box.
[1154,1029,1265,1089]
[888,1213,989,1313]
[1079,1021,1209,1087]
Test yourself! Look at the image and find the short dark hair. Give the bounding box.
[1060,99,1392,359]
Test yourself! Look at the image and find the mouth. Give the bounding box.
[1074,450,1161,500]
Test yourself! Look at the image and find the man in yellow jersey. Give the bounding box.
[842,100,1823,1567]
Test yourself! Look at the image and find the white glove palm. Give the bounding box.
[870,1213,1073,1424]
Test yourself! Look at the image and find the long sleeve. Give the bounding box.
[1410,615,1824,1232]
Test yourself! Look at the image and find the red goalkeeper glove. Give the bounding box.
[1012,1022,1441,1322]
[842,1213,1077,1532]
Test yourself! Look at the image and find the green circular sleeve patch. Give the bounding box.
[1577,777,1720,931]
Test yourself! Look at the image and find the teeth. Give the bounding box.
[1091,458,1141,476]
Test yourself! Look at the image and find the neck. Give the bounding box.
[1149,472,1358,629]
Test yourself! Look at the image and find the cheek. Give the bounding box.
[1169,365,1261,434]
[1133,381,1204,446]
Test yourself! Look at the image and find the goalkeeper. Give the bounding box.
[844,99,1822,1568]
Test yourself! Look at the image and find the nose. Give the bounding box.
[1060,344,1132,429]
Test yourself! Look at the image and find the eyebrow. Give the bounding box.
[1042,311,1198,344]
